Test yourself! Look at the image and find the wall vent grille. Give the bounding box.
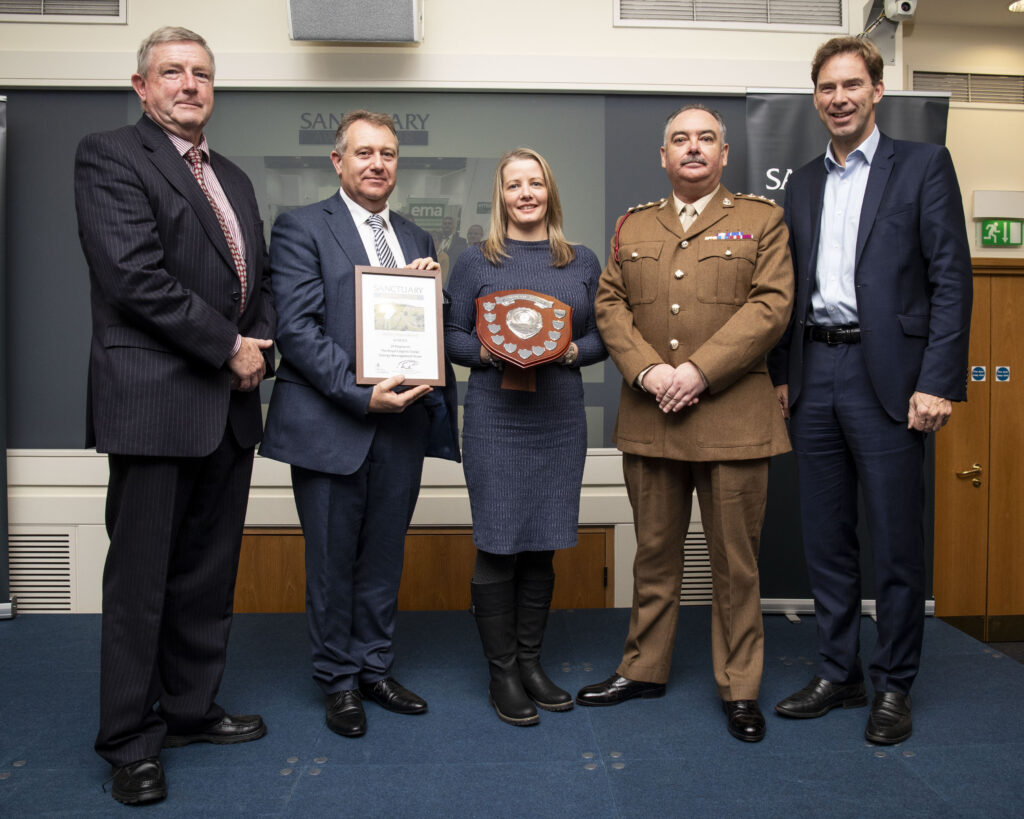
[9,529,74,612]
[0,0,124,22]
[680,523,712,606]
[617,0,842,28]
[913,71,1024,105]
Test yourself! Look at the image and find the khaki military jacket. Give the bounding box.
[596,186,794,462]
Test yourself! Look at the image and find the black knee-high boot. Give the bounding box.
[471,580,539,726]
[516,575,573,711]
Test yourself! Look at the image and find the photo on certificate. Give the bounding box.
[354,265,445,386]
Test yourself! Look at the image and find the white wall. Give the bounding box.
[0,0,863,91]
[902,22,1024,259]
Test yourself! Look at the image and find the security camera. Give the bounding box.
[884,0,917,21]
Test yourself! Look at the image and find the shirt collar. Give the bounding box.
[824,125,880,172]
[148,116,211,160]
[672,185,720,218]
[338,185,391,228]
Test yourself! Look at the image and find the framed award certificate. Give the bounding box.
[354,265,445,386]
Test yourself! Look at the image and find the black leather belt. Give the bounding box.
[806,325,861,345]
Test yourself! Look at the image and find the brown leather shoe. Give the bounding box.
[865,691,912,745]
[775,676,867,719]
[575,673,666,707]
[110,756,167,805]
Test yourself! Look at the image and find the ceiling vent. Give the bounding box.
[616,0,843,30]
[914,71,1024,105]
[0,0,124,23]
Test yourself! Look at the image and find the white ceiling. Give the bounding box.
[908,0,1024,28]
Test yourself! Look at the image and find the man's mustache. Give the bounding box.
[682,153,707,165]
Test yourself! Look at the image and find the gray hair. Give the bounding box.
[663,103,727,145]
[137,26,215,77]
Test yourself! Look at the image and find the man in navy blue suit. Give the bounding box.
[260,111,459,739]
[768,37,972,745]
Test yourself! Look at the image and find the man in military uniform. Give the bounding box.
[577,104,794,742]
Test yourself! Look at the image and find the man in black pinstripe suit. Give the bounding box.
[74,26,276,806]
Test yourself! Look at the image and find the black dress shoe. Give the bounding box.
[723,700,766,742]
[326,690,367,737]
[865,691,912,745]
[575,673,666,707]
[358,677,428,715]
[110,756,167,805]
[163,714,267,747]
[775,676,868,719]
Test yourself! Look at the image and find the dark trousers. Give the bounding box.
[789,340,926,695]
[291,406,429,695]
[96,426,254,766]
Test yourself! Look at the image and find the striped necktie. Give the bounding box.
[185,147,248,308]
[367,213,398,268]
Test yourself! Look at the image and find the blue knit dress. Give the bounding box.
[444,239,607,554]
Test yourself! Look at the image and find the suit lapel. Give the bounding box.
[135,116,236,273]
[393,215,423,264]
[323,193,370,268]
[855,133,895,269]
[803,160,827,292]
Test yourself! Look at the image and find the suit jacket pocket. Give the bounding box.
[618,241,662,304]
[697,241,756,305]
[897,313,930,337]
[103,325,175,354]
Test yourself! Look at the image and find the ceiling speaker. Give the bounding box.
[287,0,423,43]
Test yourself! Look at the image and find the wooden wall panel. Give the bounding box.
[235,526,613,613]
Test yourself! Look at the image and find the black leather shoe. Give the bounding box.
[775,676,868,719]
[723,700,766,742]
[326,690,367,737]
[164,713,267,747]
[865,691,912,745]
[110,757,167,805]
[575,673,666,707]
[358,677,428,715]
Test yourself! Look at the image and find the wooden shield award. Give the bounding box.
[476,289,573,391]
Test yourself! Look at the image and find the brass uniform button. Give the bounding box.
[725,249,732,257]
[631,251,639,259]
[669,339,679,351]
[671,304,680,315]
[679,240,688,249]
[674,270,684,279]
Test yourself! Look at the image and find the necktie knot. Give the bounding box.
[681,203,697,230]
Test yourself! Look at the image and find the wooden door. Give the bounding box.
[934,262,1024,641]
[986,274,1024,627]
[234,526,614,613]
[933,276,990,634]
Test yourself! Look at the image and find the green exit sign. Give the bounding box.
[981,219,1023,247]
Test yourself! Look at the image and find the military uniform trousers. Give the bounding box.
[617,453,769,701]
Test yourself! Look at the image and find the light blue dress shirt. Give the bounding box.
[810,126,880,326]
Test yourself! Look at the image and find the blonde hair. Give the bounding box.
[482,148,576,269]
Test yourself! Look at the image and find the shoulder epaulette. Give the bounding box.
[614,198,667,262]
[733,192,779,206]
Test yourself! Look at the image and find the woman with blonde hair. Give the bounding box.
[445,148,607,725]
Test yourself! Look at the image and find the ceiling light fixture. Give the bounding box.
[1009,1,1024,12]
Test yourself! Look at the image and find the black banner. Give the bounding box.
[744,90,950,201]
[1,96,11,618]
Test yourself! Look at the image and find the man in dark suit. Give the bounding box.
[260,110,459,739]
[768,36,972,745]
[74,26,275,805]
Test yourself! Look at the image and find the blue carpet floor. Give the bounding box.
[1,609,1022,817]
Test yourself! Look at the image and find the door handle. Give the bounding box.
[955,463,982,487]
